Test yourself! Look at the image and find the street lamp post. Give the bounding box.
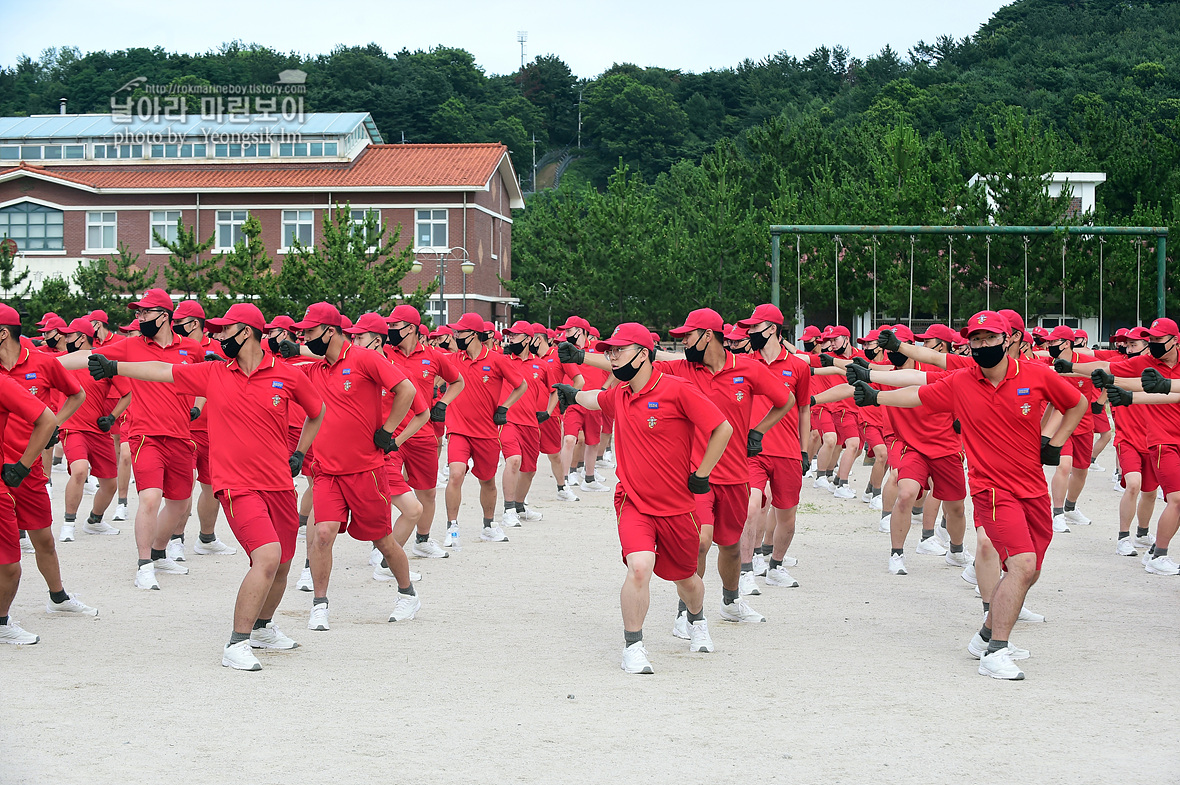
[536,282,560,328]
[410,246,469,325]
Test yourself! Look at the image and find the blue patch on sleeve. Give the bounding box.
[271,381,284,388]
[24,373,35,380]
[1017,387,1031,396]
[647,401,659,409]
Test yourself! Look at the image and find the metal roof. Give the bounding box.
[0,112,379,142]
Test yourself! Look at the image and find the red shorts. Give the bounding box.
[1094,409,1111,434]
[447,433,501,481]
[0,488,18,565]
[1151,444,1180,496]
[898,448,967,501]
[1116,442,1159,493]
[383,450,413,497]
[886,437,905,470]
[312,469,392,541]
[816,408,835,435]
[11,463,52,531]
[500,422,540,473]
[431,420,446,440]
[809,405,823,432]
[600,407,614,431]
[614,486,700,582]
[130,435,196,500]
[63,429,117,479]
[285,427,315,478]
[860,424,886,451]
[191,429,211,486]
[1061,426,1094,466]
[747,454,802,510]
[216,488,299,564]
[564,405,602,447]
[539,413,562,454]
[830,408,860,445]
[399,434,438,491]
[694,481,750,547]
[972,488,1053,569]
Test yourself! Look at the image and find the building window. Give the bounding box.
[150,211,183,248]
[351,209,381,251]
[216,210,248,249]
[0,203,64,251]
[86,211,118,250]
[277,141,337,157]
[416,209,447,249]
[490,219,497,259]
[93,144,143,159]
[281,210,313,249]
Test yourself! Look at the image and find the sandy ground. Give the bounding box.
[3,447,1179,785]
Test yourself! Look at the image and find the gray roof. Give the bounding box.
[0,112,382,143]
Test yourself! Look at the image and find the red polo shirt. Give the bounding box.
[386,340,460,441]
[1109,354,1180,447]
[502,354,548,427]
[750,347,810,457]
[448,346,524,440]
[917,358,1082,497]
[0,374,51,455]
[62,368,129,435]
[189,336,225,434]
[0,343,82,463]
[100,333,205,439]
[297,342,408,475]
[598,372,727,516]
[880,360,960,458]
[172,355,323,493]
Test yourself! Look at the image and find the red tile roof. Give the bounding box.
[0,144,510,191]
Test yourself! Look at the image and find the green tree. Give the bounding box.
[0,242,30,300]
[207,215,287,315]
[156,217,215,303]
[581,74,689,182]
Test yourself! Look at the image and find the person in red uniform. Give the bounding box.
[557,316,608,492]
[58,318,130,542]
[530,324,578,502]
[85,309,130,520]
[443,312,528,543]
[60,288,206,590]
[385,304,465,556]
[1039,325,1098,532]
[90,303,325,670]
[0,373,61,644]
[498,321,550,527]
[852,311,1086,680]
[553,323,731,673]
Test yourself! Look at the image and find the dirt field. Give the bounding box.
[4,450,1178,785]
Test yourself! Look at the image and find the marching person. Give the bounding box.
[558,317,609,492]
[499,321,549,527]
[1042,326,1097,532]
[530,324,578,501]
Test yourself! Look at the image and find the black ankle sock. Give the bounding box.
[64,513,76,523]
[557,484,565,490]
[1118,531,1129,540]
[979,625,992,642]
[398,584,416,596]
[229,631,250,645]
[1053,507,1064,516]
[304,557,310,568]
[253,618,271,630]
[0,616,7,626]
[740,561,753,572]
[872,487,881,496]
[1137,527,1149,537]
[199,532,215,544]
[1154,546,1168,557]
[881,511,890,519]
[137,558,151,567]
[515,502,526,513]
[49,589,69,604]
[170,533,183,542]
[504,500,514,512]
[577,462,584,470]
[678,599,687,615]
[313,597,328,606]
[624,629,642,646]
[950,543,964,553]
[585,473,596,482]
[483,517,494,528]
[87,512,101,524]
[1064,500,1076,512]
[911,506,922,516]
[118,497,128,505]
[150,548,166,561]
[759,544,773,556]
[416,533,429,543]
[986,638,1007,655]
[380,557,388,569]
[769,558,782,570]
[298,514,308,527]
[686,607,704,624]
[891,548,903,556]
[982,602,990,613]
[722,588,739,605]
[920,529,934,540]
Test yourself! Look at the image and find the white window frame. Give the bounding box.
[215,210,248,250]
[490,217,498,259]
[415,208,448,251]
[85,211,118,252]
[149,210,183,250]
[0,202,65,252]
[350,208,382,252]
[279,209,314,252]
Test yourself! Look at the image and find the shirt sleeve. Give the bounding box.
[171,362,215,397]
[435,350,462,385]
[748,361,792,407]
[111,376,132,397]
[916,374,956,414]
[1108,357,1143,378]
[42,356,82,396]
[497,353,525,388]
[676,379,727,436]
[944,353,975,370]
[288,371,324,421]
[366,349,408,392]
[793,359,811,410]
[1041,366,1085,412]
[596,385,618,421]
[0,374,50,425]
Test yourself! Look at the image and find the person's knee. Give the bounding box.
[251,544,281,576]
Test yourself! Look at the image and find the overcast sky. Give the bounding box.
[1,0,1010,78]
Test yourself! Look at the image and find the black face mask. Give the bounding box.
[1117,345,1127,355]
[747,329,773,351]
[612,349,646,381]
[506,341,526,356]
[221,328,248,359]
[66,338,85,354]
[1046,344,1064,359]
[175,321,199,339]
[139,313,166,339]
[888,350,908,367]
[971,343,1006,368]
[684,333,709,364]
[1149,340,1170,359]
[530,340,544,355]
[304,327,331,356]
[455,334,474,352]
[803,340,816,353]
[267,335,283,354]
[1126,345,1146,358]
[389,324,414,345]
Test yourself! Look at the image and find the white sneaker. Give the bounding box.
[444,522,460,548]
[860,491,873,503]
[502,510,522,528]
[718,597,766,623]
[764,565,799,587]
[780,555,798,567]
[369,547,383,567]
[738,571,761,596]
[250,622,299,650]
[622,641,654,674]
[556,487,580,502]
[0,619,38,645]
[1052,514,1071,533]
[968,633,1030,660]
[82,519,119,535]
[388,592,421,622]
[566,472,580,488]
[46,594,98,616]
[916,537,947,556]
[1133,532,1156,548]
[1142,550,1152,567]
[595,457,613,470]
[19,537,34,554]
[1089,462,1105,472]
[961,561,977,586]
[603,449,615,464]
[833,486,857,500]
[296,566,313,591]
[688,619,714,653]
[83,476,99,495]
[869,495,883,511]
[944,549,972,567]
[877,515,892,533]
[152,557,188,575]
[165,539,185,562]
[308,603,330,631]
[521,507,543,521]
[888,553,908,575]
[59,524,75,542]
[813,476,832,490]
[804,466,817,480]
[479,526,509,542]
[411,539,449,559]
[194,537,236,556]
[222,640,262,671]
[933,523,951,548]
[1144,554,1180,576]
[978,648,1025,680]
[1116,538,1139,557]
[112,503,127,521]
[297,524,306,541]
[581,479,610,492]
[1018,606,1046,623]
[751,553,768,576]
[134,563,159,590]
[672,610,689,640]
[1063,509,1091,526]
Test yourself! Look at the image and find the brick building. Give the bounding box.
[0,112,524,324]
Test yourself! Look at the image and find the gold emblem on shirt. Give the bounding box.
[1020,403,1031,416]
[272,395,281,407]
[647,416,657,429]
[343,381,352,391]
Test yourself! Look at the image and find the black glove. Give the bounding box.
[809,396,816,407]
[493,406,509,426]
[801,451,810,475]
[278,340,301,359]
[687,472,710,494]
[819,353,835,367]
[205,351,227,363]
[845,361,871,385]
[953,419,961,434]
[289,450,305,477]
[1141,367,1173,394]
[747,429,764,457]
[88,354,118,380]
[553,383,579,413]
[373,427,397,453]
[1090,368,1114,389]
[1090,401,1103,414]
[1040,435,1061,466]
[877,329,901,352]
[2,462,30,487]
[190,407,201,421]
[851,380,879,407]
[536,410,550,424]
[557,341,585,365]
[1053,358,1073,375]
[96,415,116,433]
[44,426,59,450]
[429,401,447,422]
[1107,386,1134,407]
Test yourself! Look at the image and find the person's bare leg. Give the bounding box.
[374,532,412,589]
[975,529,1000,604]
[1119,474,1142,534]
[116,441,132,502]
[1091,429,1112,464]
[518,470,537,504]
[478,478,498,521]
[0,562,20,618]
[621,551,655,632]
[309,520,341,596]
[695,526,714,579]
[890,480,922,551]
[390,493,423,547]
[988,553,1036,642]
[1065,466,1089,505]
[27,527,63,592]
[1050,456,1072,509]
[134,488,163,560]
[836,437,861,483]
[1137,489,1156,533]
[739,491,763,566]
[770,505,797,560]
[156,498,192,553]
[716,543,741,592]
[414,488,437,537]
[65,460,89,517]
[943,499,967,546]
[1152,492,1180,550]
[233,543,280,635]
[197,483,219,536]
[502,454,522,507]
[445,462,467,521]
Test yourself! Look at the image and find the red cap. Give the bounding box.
[387,304,422,326]
[128,288,175,312]
[339,315,353,330]
[1127,326,1151,340]
[597,322,655,352]
[1032,326,1049,339]
[961,311,1012,338]
[452,313,486,333]
[857,329,881,344]
[670,308,725,337]
[265,315,296,331]
[997,309,1025,332]
[174,300,205,320]
[800,325,822,340]
[343,312,390,336]
[86,309,109,325]
[916,324,956,344]
[37,315,67,333]
[504,320,535,336]
[588,326,600,338]
[1021,330,1033,344]
[649,331,660,344]
[119,320,140,333]
[293,302,342,329]
[1048,325,1075,342]
[825,325,851,339]
[64,317,96,339]
[483,321,495,333]
[531,322,547,335]
[207,303,266,332]
[1074,329,1089,342]
[724,324,748,341]
[557,315,590,332]
[891,324,916,343]
[36,312,58,327]
[0,304,21,325]
[1111,328,1129,341]
[418,324,428,337]
[1145,317,1180,338]
[737,303,785,328]
[430,326,454,338]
